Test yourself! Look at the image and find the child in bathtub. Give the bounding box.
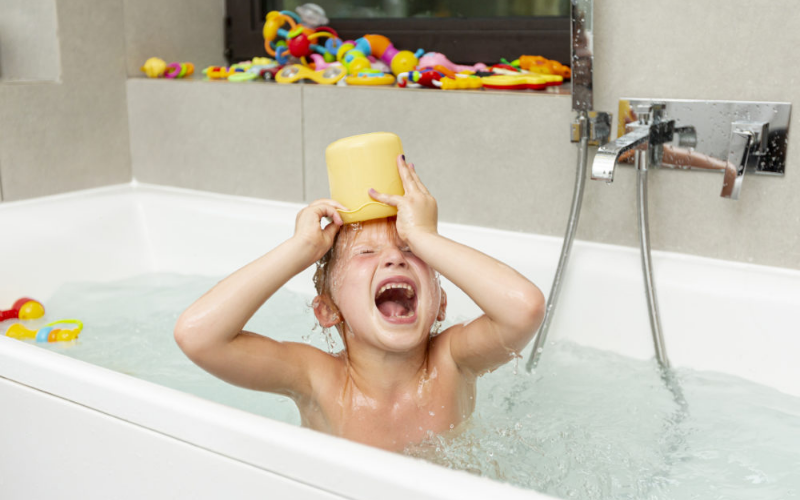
[174,156,545,451]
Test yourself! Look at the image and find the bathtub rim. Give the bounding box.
[0,334,544,500]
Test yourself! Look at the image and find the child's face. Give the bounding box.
[327,218,443,353]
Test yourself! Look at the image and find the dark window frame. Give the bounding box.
[225,1,570,66]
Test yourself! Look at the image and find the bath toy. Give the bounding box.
[440,75,483,90]
[275,64,345,84]
[296,3,328,28]
[263,10,343,68]
[228,71,258,82]
[345,71,395,86]
[203,66,244,80]
[519,55,571,79]
[361,34,423,76]
[140,57,167,78]
[5,319,83,343]
[141,58,194,79]
[490,63,521,74]
[0,298,45,321]
[164,62,194,79]
[397,69,443,89]
[480,74,563,90]
[417,52,488,74]
[326,132,405,225]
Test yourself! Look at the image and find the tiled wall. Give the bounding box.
[0,0,131,201]
[4,0,800,271]
[0,0,60,82]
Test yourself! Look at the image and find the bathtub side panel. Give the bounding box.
[0,377,345,500]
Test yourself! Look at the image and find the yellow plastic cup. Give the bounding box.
[325,132,405,224]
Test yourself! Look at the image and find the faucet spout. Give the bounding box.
[591,127,650,182]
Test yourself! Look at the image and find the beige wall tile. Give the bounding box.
[0,0,131,201]
[123,0,225,77]
[0,0,60,82]
[303,85,576,236]
[583,0,800,268]
[127,79,304,201]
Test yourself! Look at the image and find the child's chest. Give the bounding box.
[307,370,476,451]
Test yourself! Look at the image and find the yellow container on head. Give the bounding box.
[325,132,405,224]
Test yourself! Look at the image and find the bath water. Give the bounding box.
[32,274,800,500]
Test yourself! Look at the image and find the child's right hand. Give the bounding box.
[292,199,347,262]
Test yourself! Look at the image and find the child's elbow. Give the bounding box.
[174,312,202,355]
[511,284,546,338]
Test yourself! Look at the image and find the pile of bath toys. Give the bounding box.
[1,298,83,343]
[141,3,571,91]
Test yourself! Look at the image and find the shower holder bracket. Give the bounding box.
[570,111,612,146]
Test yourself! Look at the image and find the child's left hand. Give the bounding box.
[369,155,438,244]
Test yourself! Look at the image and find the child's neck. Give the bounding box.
[344,338,430,400]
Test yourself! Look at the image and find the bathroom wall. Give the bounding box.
[122,0,225,77]
[0,0,131,201]
[126,0,800,270]
[4,0,800,271]
[0,0,60,82]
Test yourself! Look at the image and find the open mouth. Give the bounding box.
[374,278,418,323]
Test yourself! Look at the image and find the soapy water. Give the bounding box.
[33,274,800,500]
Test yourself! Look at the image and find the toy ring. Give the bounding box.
[345,71,395,86]
[5,319,83,343]
[164,63,182,78]
[275,64,345,84]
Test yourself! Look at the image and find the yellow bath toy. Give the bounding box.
[275,64,345,84]
[325,132,405,224]
[141,57,167,78]
[5,319,83,343]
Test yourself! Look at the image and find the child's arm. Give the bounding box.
[369,158,545,375]
[174,199,345,397]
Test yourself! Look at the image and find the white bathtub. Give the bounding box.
[1,184,798,499]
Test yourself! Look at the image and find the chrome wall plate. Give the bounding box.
[619,99,791,176]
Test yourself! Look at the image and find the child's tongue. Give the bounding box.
[378,300,409,317]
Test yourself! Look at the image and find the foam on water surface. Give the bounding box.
[27,274,800,499]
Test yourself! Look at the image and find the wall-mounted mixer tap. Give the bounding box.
[591,103,676,181]
[593,98,791,199]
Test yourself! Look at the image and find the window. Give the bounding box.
[226,0,570,66]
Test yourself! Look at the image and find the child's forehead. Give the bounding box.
[337,218,400,247]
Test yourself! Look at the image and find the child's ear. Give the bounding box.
[437,289,447,322]
[313,295,341,328]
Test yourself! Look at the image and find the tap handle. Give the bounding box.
[721,121,769,200]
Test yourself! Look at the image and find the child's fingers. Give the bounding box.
[369,188,402,206]
[406,163,431,195]
[322,218,341,241]
[311,203,344,226]
[396,154,422,193]
[310,198,348,211]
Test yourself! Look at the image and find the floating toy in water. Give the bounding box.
[5,319,83,343]
[275,64,345,84]
[345,70,395,86]
[0,298,45,321]
[480,74,563,91]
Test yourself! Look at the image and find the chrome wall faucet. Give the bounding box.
[592,98,791,199]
